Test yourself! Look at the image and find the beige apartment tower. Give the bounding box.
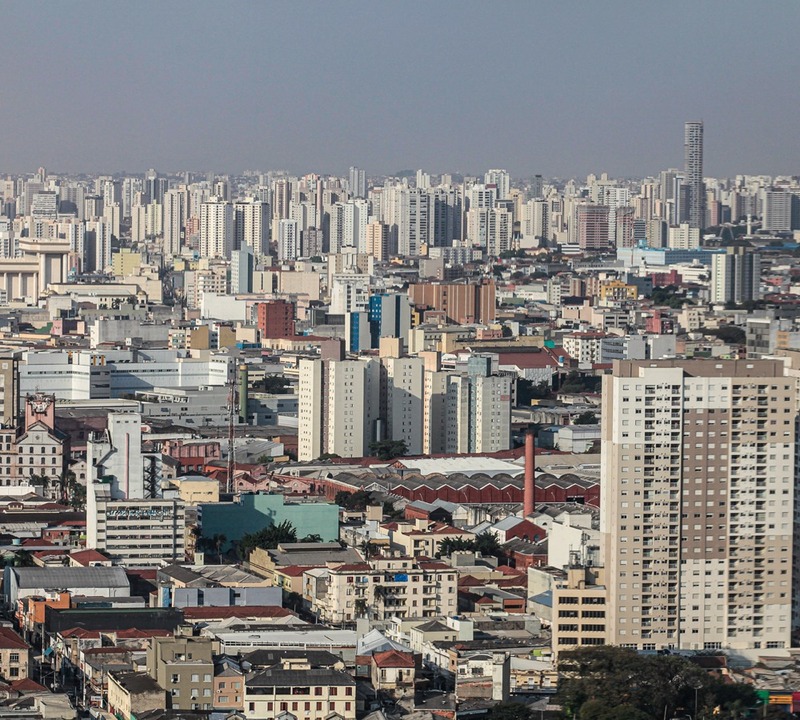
[601,359,796,652]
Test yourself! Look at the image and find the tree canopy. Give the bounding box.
[369,439,408,461]
[238,520,297,558]
[558,647,759,720]
[438,531,504,560]
[335,489,374,511]
[574,411,599,425]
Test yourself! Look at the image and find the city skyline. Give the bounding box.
[1,1,798,177]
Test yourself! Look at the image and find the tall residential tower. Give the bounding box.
[684,121,705,229]
[601,359,797,652]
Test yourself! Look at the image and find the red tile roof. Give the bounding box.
[372,649,415,668]
[114,628,172,639]
[181,606,294,620]
[70,549,110,565]
[10,678,48,693]
[0,628,29,650]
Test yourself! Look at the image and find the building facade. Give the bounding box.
[601,359,796,652]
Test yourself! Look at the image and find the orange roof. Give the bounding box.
[372,649,415,668]
[70,549,110,565]
[278,565,313,577]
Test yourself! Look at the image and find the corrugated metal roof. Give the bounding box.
[12,566,129,589]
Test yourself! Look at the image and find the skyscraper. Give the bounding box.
[162,188,187,257]
[601,359,797,652]
[684,121,705,229]
[348,166,366,198]
[199,198,233,259]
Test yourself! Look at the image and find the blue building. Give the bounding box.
[200,494,340,550]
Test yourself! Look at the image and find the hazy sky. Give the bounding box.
[2,1,798,179]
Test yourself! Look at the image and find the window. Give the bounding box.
[9,653,19,664]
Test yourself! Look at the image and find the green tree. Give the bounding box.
[300,534,323,543]
[260,375,292,394]
[559,372,602,394]
[68,483,86,511]
[238,520,297,558]
[13,549,36,567]
[369,439,408,461]
[574,411,599,425]
[558,646,756,720]
[702,326,746,345]
[28,473,50,492]
[335,489,373,511]
[437,537,476,557]
[474,531,504,559]
[517,379,551,405]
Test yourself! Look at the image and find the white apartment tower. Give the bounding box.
[601,359,797,652]
[199,198,233,259]
[234,199,270,256]
[298,357,381,461]
[710,246,761,305]
[162,188,187,257]
[383,356,425,455]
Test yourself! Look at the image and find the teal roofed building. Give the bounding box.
[199,494,339,550]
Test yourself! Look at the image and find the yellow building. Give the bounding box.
[112,248,143,277]
[164,477,219,505]
[552,565,608,656]
[599,279,638,301]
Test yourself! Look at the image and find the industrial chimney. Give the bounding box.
[523,430,535,517]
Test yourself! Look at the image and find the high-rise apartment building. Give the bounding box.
[684,121,705,229]
[234,199,270,256]
[277,219,299,262]
[162,188,187,257]
[484,169,510,201]
[710,245,761,305]
[256,299,295,339]
[298,357,381,461]
[601,359,796,652]
[199,198,233,259]
[348,166,367,198]
[763,190,792,233]
[408,280,496,325]
[576,204,610,250]
[383,186,429,257]
[365,220,389,261]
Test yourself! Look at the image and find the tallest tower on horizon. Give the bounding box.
[684,120,705,229]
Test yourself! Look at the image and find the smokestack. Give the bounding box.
[523,430,535,517]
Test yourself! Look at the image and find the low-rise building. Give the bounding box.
[87,485,186,567]
[303,558,458,624]
[370,649,416,698]
[244,658,357,720]
[147,634,215,711]
[0,627,31,681]
[107,670,165,720]
[551,564,608,656]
